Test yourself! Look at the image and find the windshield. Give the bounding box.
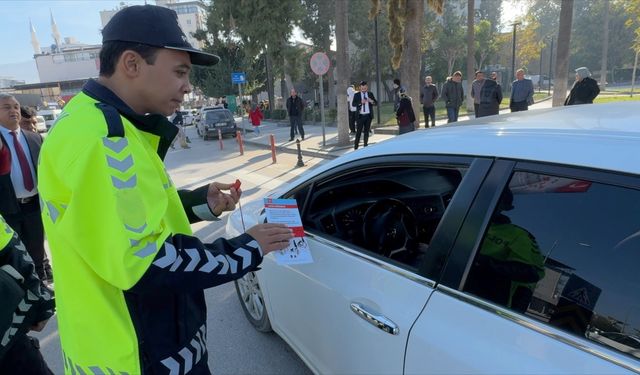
[204,111,231,122]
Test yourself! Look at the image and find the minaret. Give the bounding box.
[50,9,61,50]
[30,18,41,54]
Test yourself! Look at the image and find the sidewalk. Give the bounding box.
[237,96,554,160]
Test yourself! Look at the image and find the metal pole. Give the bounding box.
[631,49,639,97]
[511,22,518,92]
[270,134,277,163]
[238,83,245,135]
[236,130,244,155]
[548,37,554,96]
[374,15,381,124]
[319,73,326,147]
[538,46,543,93]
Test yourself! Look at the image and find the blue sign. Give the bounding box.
[232,72,246,84]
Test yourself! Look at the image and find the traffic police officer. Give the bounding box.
[38,5,292,374]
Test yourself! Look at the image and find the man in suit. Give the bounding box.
[0,94,52,283]
[351,81,377,150]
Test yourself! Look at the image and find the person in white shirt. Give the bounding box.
[347,83,358,134]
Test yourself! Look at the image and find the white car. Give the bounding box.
[225,102,640,374]
[34,115,46,133]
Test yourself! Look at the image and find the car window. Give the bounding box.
[463,171,640,360]
[301,165,468,272]
[204,111,231,122]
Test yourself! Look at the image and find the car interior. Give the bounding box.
[302,166,465,270]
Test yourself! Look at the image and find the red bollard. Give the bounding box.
[270,134,277,163]
[218,129,223,150]
[236,130,244,155]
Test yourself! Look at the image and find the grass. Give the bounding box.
[375,92,551,127]
[594,95,640,103]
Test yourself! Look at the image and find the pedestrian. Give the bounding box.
[477,74,503,117]
[0,213,55,375]
[248,103,263,135]
[420,75,438,128]
[510,69,534,112]
[352,81,377,150]
[37,5,293,374]
[170,110,190,149]
[392,78,404,112]
[441,72,464,123]
[564,67,600,105]
[286,88,305,141]
[347,83,358,134]
[0,94,53,284]
[471,70,486,117]
[396,88,416,134]
[19,107,38,133]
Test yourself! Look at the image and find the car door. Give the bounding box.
[405,160,640,374]
[258,155,491,374]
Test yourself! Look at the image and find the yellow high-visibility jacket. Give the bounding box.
[38,80,263,374]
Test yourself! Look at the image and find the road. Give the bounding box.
[34,126,323,374]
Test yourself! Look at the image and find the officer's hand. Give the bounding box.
[207,181,241,216]
[246,224,293,254]
[30,319,48,332]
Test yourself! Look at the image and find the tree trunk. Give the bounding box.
[335,0,350,145]
[265,50,275,110]
[466,0,475,112]
[552,0,574,107]
[328,54,337,110]
[599,0,610,90]
[399,0,424,125]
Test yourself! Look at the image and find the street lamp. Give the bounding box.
[510,21,522,90]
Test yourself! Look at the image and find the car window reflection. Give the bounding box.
[464,171,640,360]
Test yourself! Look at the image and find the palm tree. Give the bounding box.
[552,0,574,107]
[335,0,350,145]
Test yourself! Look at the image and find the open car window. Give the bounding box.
[301,165,468,272]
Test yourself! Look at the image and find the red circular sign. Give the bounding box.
[310,52,330,76]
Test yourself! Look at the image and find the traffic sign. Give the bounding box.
[310,52,330,76]
[232,72,246,84]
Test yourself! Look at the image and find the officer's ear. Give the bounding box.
[119,50,143,78]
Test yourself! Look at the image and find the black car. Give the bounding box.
[197,108,237,140]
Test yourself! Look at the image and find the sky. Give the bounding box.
[0,0,523,84]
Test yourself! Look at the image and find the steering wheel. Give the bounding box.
[362,198,417,257]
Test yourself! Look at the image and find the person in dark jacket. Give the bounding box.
[441,71,464,123]
[286,88,305,141]
[396,88,416,134]
[477,77,503,117]
[0,213,55,374]
[352,81,377,150]
[565,67,600,105]
[420,76,438,128]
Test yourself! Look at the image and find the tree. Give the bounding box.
[600,0,610,89]
[515,14,543,69]
[299,0,336,109]
[466,0,475,113]
[552,0,574,107]
[432,2,466,75]
[475,20,498,71]
[478,0,503,33]
[623,0,640,95]
[335,0,350,145]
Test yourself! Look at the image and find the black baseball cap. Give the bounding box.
[360,81,368,85]
[102,5,219,66]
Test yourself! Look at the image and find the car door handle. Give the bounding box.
[350,302,399,335]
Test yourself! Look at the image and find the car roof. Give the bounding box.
[336,102,640,176]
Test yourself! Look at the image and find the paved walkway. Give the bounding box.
[226,96,554,160]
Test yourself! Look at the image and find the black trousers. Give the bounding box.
[4,198,50,281]
[0,335,53,375]
[348,110,357,133]
[474,103,479,117]
[289,115,304,140]
[510,101,528,112]
[422,106,436,127]
[354,114,372,150]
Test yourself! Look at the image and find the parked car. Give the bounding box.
[225,102,640,374]
[196,108,237,140]
[179,110,194,125]
[34,115,47,133]
[37,108,62,130]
